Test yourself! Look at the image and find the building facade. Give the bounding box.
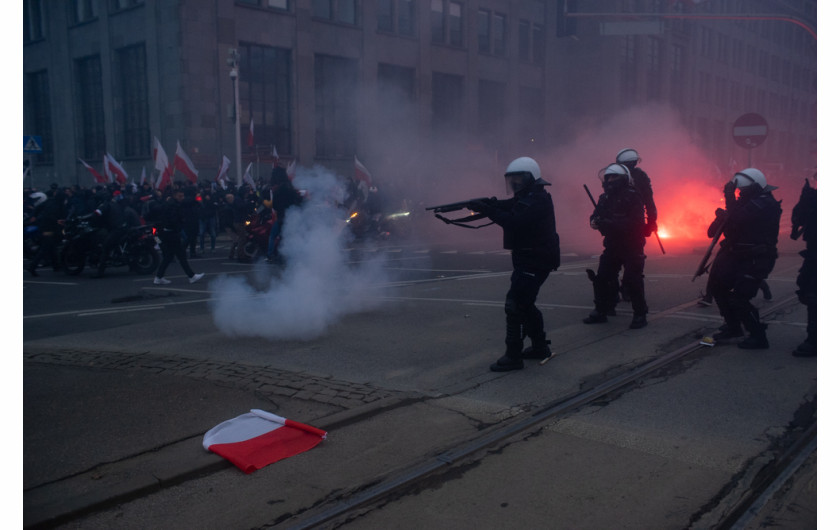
[23,0,816,189]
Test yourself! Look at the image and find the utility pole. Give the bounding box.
[228,48,243,187]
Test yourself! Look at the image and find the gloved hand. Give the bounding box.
[590,217,600,230]
[723,180,736,198]
[469,198,496,214]
[714,207,726,218]
[645,220,657,237]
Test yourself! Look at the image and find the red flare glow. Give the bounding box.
[655,180,723,249]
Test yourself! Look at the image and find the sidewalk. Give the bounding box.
[23,348,419,528]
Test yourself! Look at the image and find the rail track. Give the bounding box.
[281,294,815,529]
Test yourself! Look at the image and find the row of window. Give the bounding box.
[26,43,149,164]
[696,73,816,125]
[24,0,144,43]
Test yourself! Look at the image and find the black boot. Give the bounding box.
[739,310,769,349]
[522,339,552,360]
[713,323,744,342]
[738,334,769,349]
[490,354,524,371]
[792,340,816,357]
[629,313,647,329]
[583,310,607,324]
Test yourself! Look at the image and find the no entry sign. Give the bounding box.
[732,113,768,149]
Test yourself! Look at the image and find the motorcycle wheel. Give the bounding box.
[243,241,260,261]
[131,247,160,275]
[61,244,86,276]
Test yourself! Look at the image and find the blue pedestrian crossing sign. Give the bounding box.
[24,135,43,153]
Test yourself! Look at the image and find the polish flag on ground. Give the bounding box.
[173,141,199,183]
[203,409,327,474]
[79,158,108,184]
[153,136,174,190]
[248,118,255,147]
[354,155,373,186]
[105,153,129,185]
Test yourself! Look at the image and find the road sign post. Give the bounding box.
[732,113,768,166]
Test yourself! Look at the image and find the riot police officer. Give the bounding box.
[469,157,561,372]
[584,163,649,329]
[707,168,782,349]
[790,175,816,357]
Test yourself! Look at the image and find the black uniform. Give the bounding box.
[790,178,817,356]
[92,195,129,277]
[473,181,560,371]
[707,182,782,348]
[586,177,648,327]
[155,193,197,280]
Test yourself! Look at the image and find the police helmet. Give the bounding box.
[598,163,634,186]
[616,148,641,167]
[732,168,775,191]
[505,157,549,193]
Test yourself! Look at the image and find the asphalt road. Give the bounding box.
[22,228,819,528]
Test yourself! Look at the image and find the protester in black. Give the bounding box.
[153,189,204,285]
[584,163,649,329]
[707,168,782,349]
[469,157,561,372]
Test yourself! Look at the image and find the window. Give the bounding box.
[26,70,53,163]
[75,55,106,160]
[448,2,463,47]
[115,44,149,158]
[431,72,463,131]
[431,0,462,47]
[70,0,97,25]
[313,0,356,24]
[111,0,143,11]
[519,20,531,62]
[314,54,357,157]
[492,13,506,56]
[378,63,415,104]
[24,0,44,43]
[532,24,544,64]
[647,37,662,100]
[240,43,294,156]
[620,36,637,103]
[478,9,490,53]
[378,0,415,36]
[519,86,544,149]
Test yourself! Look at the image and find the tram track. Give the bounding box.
[280,294,812,529]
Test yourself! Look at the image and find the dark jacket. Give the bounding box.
[711,189,781,257]
[485,184,561,271]
[591,184,646,251]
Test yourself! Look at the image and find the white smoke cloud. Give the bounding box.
[209,166,391,340]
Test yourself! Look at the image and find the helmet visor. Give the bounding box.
[505,172,531,194]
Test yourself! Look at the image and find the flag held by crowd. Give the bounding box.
[248,118,255,147]
[243,162,256,191]
[79,158,108,184]
[153,136,174,190]
[105,153,129,185]
[174,141,199,184]
[354,156,373,186]
[203,409,327,474]
[215,155,231,189]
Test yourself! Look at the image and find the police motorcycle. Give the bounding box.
[60,216,160,276]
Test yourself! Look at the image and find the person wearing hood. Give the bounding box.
[468,157,561,372]
[706,168,782,349]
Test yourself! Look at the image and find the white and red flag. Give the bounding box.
[243,162,256,191]
[215,155,231,186]
[139,166,147,186]
[248,118,255,147]
[271,145,280,168]
[286,159,296,181]
[153,136,174,190]
[203,409,327,474]
[173,141,199,183]
[105,153,129,185]
[79,158,108,184]
[354,155,373,186]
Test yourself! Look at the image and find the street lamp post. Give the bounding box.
[228,48,243,187]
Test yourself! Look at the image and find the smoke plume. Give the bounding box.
[209,166,391,340]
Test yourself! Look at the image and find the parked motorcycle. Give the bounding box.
[60,217,160,276]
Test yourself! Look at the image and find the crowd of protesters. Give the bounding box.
[23,177,269,278]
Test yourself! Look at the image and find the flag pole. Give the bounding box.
[229,49,243,188]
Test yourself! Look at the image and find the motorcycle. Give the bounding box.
[345,204,413,242]
[243,208,274,261]
[60,216,161,276]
